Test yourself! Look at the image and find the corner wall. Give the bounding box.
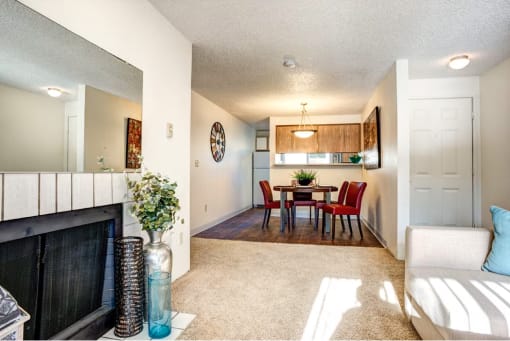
[84,86,142,172]
[190,91,254,235]
[20,0,192,279]
[361,60,409,259]
[480,57,510,227]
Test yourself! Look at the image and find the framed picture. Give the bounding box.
[126,118,142,168]
[363,106,381,169]
[255,136,268,151]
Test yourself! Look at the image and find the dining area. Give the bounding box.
[260,177,367,239]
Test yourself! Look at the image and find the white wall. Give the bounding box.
[0,83,65,171]
[480,57,510,227]
[360,60,409,259]
[361,64,398,255]
[190,91,254,234]
[20,0,192,280]
[269,114,363,217]
[409,76,481,226]
[84,85,142,171]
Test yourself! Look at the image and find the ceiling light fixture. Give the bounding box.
[448,55,470,70]
[283,56,296,69]
[292,102,317,139]
[47,87,62,98]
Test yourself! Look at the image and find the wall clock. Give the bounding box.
[210,121,225,162]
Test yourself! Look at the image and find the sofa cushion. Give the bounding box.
[483,206,510,276]
[407,267,510,339]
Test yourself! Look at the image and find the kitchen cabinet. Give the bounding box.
[276,123,360,153]
[275,125,318,153]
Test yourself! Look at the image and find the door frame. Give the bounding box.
[409,96,481,227]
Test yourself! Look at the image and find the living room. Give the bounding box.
[0,0,509,340]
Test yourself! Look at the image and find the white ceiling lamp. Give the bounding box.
[47,87,63,97]
[448,55,470,70]
[282,56,296,69]
[292,102,317,139]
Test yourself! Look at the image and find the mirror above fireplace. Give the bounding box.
[0,0,143,172]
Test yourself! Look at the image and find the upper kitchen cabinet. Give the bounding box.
[276,124,360,153]
[317,124,360,153]
[275,125,318,153]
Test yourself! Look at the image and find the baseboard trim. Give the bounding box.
[191,206,252,236]
[361,217,388,249]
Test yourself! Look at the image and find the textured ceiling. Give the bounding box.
[149,0,510,126]
[0,0,142,103]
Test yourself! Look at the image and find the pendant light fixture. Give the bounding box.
[292,102,317,139]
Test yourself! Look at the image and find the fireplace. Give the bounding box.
[0,205,122,340]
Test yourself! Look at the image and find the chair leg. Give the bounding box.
[331,215,336,240]
[322,212,326,235]
[309,206,312,223]
[262,209,268,229]
[322,211,326,235]
[314,208,319,230]
[287,208,292,232]
[347,215,353,235]
[266,209,272,227]
[340,215,346,232]
[292,206,296,229]
[357,215,363,239]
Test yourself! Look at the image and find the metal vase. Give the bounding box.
[143,230,172,321]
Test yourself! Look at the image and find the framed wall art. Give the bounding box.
[363,106,381,169]
[126,118,142,168]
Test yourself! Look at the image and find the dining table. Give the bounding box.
[273,185,339,233]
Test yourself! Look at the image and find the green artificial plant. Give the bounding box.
[127,171,183,231]
[292,169,317,182]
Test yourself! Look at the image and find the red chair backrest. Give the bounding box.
[337,181,349,204]
[259,180,274,204]
[344,182,367,210]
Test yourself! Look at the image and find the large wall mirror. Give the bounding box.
[0,0,143,172]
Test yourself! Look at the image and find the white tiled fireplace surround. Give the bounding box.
[0,172,141,232]
[0,172,195,340]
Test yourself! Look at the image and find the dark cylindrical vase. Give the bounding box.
[114,237,145,338]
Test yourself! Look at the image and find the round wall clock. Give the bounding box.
[210,121,225,162]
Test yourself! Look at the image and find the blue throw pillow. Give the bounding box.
[483,206,510,276]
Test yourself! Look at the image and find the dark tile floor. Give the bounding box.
[195,208,383,248]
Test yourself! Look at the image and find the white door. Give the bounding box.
[410,98,473,226]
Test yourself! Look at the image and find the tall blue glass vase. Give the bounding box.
[148,272,172,339]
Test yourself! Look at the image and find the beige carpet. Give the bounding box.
[172,238,419,340]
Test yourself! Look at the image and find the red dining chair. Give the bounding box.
[259,180,293,231]
[322,182,367,239]
[314,181,349,230]
[291,192,317,228]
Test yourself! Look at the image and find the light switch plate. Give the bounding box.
[166,123,173,138]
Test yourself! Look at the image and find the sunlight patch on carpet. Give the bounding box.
[379,280,399,306]
[301,278,361,340]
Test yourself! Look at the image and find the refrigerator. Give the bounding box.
[253,151,270,207]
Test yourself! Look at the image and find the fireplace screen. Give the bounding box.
[0,219,112,339]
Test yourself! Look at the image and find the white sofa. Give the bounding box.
[405,225,510,340]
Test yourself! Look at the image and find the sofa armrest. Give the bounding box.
[405,225,492,271]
